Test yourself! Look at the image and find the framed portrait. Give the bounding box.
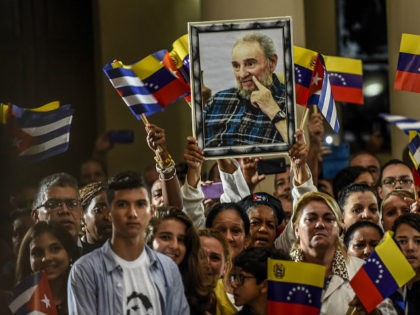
[189,16,296,159]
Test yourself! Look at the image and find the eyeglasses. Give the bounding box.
[382,177,414,188]
[229,274,256,286]
[36,199,80,212]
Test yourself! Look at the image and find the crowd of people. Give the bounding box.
[0,110,419,315]
[1,34,420,315]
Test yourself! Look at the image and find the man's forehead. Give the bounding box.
[45,186,78,199]
[113,187,149,201]
[232,41,264,58]
[382,164,412,178]
[351,154,379,167]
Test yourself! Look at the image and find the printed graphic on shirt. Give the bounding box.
[126,290,154,315]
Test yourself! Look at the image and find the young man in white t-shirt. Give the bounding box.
[68,171,189,315]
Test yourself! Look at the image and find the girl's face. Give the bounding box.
[394,223,420,272]
[30,232,70,281]
[200,236,226,280]
[381,195,410,231]
[212,209,246,258]
[347,226,382,260]
[152,219,187,265]
[342,191,379,231]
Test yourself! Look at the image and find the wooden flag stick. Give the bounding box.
[299,106,310,130]
[140,113,165,153]
[140,113,149,126]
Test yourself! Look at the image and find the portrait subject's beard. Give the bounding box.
[237,68,274,100]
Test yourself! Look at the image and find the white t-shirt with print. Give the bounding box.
[112,249,162,315]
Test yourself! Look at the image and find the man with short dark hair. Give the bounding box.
[32,172,83,242]
[204,32,287,147]
[68,171,189,314]
[378,159,415,199]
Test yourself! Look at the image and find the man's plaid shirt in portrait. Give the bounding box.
[203,75,286,148]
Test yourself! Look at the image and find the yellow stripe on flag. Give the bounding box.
[0,103,7,124]
[172,34,189,61]
[324,55,363,75]
[376,231,416,287]
[112,55,163,81]
[267,259,325,288]
[30,101,60,112]
[293,46,318,70]
[409,131,420,170]
[399,33,420,55]
[131,54,163,80]
[0,101,60,124]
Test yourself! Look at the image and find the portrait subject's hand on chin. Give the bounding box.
[250,76,287,141]
[250,76,278,118]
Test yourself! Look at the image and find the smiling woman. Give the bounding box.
[146,207,216,314]
[15,221,79,315]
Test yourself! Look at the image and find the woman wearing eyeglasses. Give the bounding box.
[291,191,396,315]
[378,159,415,200]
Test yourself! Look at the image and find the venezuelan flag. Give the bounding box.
[267,259,325,315]
[394,33,420,93]
[324,55,364,104]
[293,46,318,106]
[161,34,191,103]
[350,231,415,313]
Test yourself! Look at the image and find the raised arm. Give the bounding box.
[218,158,250,202]
[307,111,324,187]
[240,157,266,193]
[181,136,206,228]
[146,124,182,209]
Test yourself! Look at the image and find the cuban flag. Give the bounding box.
[3,102,73,163]
[350,231,415,313]
[103,50,190,119]
[267,259,325,315]
[379,113,420,134]
[8,271,57,315]
[308,54,340,134]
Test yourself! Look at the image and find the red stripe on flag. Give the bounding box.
[411,167,420,186]
[394,70,420,93]
[331,86,364,104]
[295,84,310,107]
[350,267,384,313]
[153,80,189,107]
[268,301,320,315]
